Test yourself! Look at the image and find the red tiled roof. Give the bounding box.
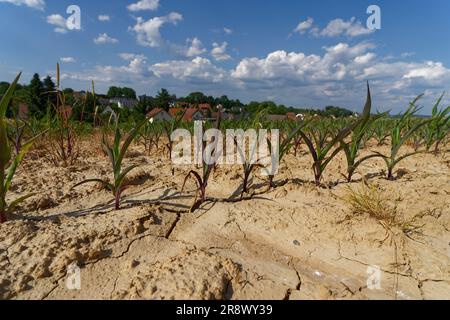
[286,112,297,120]
[146,108,164,118]
[169,107,204,121]
[183,108,202,121]
[198,103,212,110]
[169,108,184,117]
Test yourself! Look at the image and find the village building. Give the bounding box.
[146,108,173,121]
[108,98,138,109]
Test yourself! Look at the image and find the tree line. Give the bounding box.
[0,73,355,121]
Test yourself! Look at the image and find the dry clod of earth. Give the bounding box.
[114,250,239,300]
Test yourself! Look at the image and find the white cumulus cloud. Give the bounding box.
[320,18,373,38]
[293,17,314,35]
[151,57,227,83]
[184,37,206,57]
[211,42,232,61]
[129,12,183,48]
[0,0,45,10]
[293,17,373,38]
[94,33,119,45]
[127,0,159,12]
[46,14,68,33]
[98,15,111,22]
[61,57,76,63]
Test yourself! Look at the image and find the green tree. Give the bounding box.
[121,87,137,99]
[324,106,353,118]
[43,75,57,108]
[43,75,56,92]
[185,92,207,105]
[107,86,120,98]
[155,88,173,110]
[0,82,10,95]
[27,73,45,117]
[107,86,137,99]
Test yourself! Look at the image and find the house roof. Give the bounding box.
[198,103,212,110]
[183,108,202,121]
[169,108,184,117]
[146,108,166,118]
[267,114,287,122]
[286,112,297,120]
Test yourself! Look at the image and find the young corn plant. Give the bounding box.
[375,95,432,180]
[0,73,45,223]
[235,145,262,198]
[72,117,146,210]
[139,120,163,154]
[266,119,310,188]
[163,110,185,159]
[372,119,391,146]
[233,124,265,198]
[341,86,386,182]
[300,84,372,186]
[424,94,450,154]
[411,126,426,152]
[182,114,221,212]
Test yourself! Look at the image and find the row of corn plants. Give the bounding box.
[0,74,449,219]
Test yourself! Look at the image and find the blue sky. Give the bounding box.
[1,0,450,114]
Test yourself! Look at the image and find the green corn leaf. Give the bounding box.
[0,73,22,168]
[115,119,147,172]
[0,72,21,118]
[299,131,319,162]
[115,164,139,191]
[6,193,36,215]
[392,151,424,167]
[393,119,432,157]
[5,129,48,193]
[71,179,114,193]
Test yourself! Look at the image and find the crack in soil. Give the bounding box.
[110,275,120,299]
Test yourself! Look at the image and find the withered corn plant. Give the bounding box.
[341,85,386,182]
[7,115,26,155]
[182,114,221,212]
[0,73,45,223]
[300,84,372,186]
[45,63,79,167]
[72,117,146,210]
[375,95,432,180]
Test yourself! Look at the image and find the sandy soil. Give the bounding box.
[1,137,449,300]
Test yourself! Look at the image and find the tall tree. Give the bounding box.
[121,87,136,99]
[0,82,10,95]
[43,75,56,92]
[43,75,57,108]
[107,86,120,98]
[155,88,173,110]
[27,73,45,117]
[107,86,137,99]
